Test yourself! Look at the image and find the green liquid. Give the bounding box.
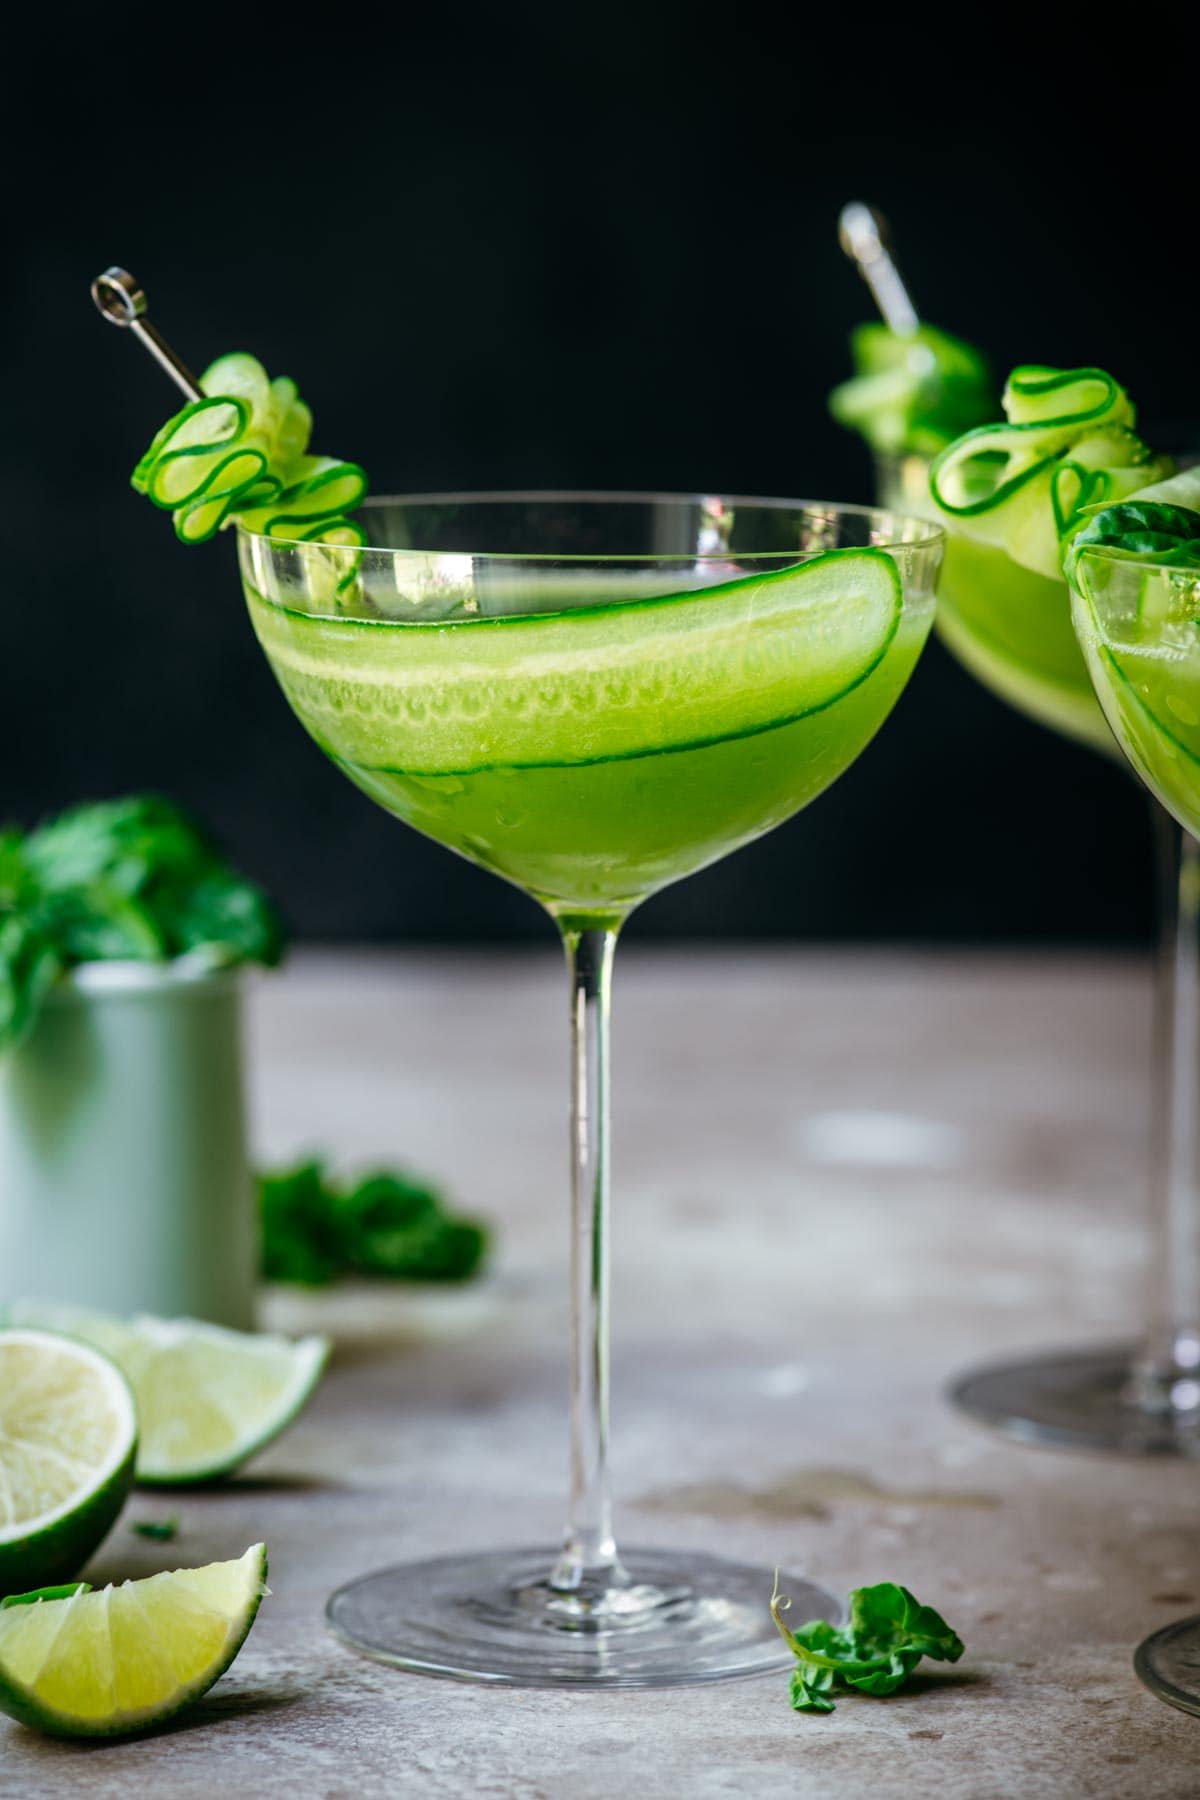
[246,555,933,923]
[1073,591,1200,837]
[936,534,1112,755]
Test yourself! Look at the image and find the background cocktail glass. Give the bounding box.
[239,492,942,1687]
[897,445,1200,1454]
[1070,543,1200,1707]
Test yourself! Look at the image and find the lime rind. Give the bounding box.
[2,1584,92,1610]
[0,1329,138,1597]
[0,1544,267,1739]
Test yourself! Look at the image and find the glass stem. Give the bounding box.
[1138,806,1200,1403]
[551,924,625,1597]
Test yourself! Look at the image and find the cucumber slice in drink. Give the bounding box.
[1072,554,1200,832]
[248,546,905,776]
[0,1544,267,1738]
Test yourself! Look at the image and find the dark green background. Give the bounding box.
[4,8,1196,942]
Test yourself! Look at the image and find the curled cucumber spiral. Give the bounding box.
[929,366,1172,582]
[131,353,368,595]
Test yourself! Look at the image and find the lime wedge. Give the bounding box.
[4,1307,328,1486]
[0,1330,137,1597]
[0,1543,267,1738]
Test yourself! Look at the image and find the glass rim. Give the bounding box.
[235,489,945,560]
[1073,543,1200,583]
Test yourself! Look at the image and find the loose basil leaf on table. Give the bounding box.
[772,1578,965,1714]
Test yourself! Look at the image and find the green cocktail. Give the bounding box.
[924,377,1200,1457]
[236,492,942,1688]
[1068,483,1200,838]
[107,323,950,1686]
[244,526,934,925]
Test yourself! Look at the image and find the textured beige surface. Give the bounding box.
[5,946,1198,1797]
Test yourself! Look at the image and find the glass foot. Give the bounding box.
[1136,1617,1200,1716]
[949,1343,1200,1455]
[326,1546,836,1687]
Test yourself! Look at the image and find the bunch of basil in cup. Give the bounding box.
[0,795,284,1328]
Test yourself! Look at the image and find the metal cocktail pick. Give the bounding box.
[837,203,919,337]
[91,267,204,404]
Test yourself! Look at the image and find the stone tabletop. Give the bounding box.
[5,946,1199,1798]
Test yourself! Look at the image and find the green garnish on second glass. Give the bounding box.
[1067,494,1200,574]
[771,1577,964,1714]
[929,365,1173,753]
[830,323,995,459]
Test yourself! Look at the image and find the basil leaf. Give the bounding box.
[772,1577,964,1715]
[259,1160,490,1287]
[0,795,287,1051]
[0,915,63,1053]
[1066,500,1200,575]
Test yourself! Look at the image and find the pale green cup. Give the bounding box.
[0,958,257,1327]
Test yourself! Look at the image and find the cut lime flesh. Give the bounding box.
[4,1308,327,1485]
[0,1330,137,1597]
[0,1543,266,1738]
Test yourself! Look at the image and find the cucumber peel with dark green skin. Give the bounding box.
[930,366,1172,582]
[131,352,367,555]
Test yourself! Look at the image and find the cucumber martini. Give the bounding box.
[1066,489,1200,1717]
[1068,481,1200,838]
[927,367,1200,1454]
[238,494,941,1689]
[242,501,933,925]
[96,283,944,1687]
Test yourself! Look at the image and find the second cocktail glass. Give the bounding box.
[1069,537,1200,1711]
[239,492,942,1686]
[919,377,1200,1454]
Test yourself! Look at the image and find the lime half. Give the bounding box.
[0,1329,137,1597]
[4,1307,328,1485]
[0,1543,267,1738]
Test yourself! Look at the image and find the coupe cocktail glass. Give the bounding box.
[239,492,942,1687]
[1070,541,1200,1710]
[925,432,1200,1455]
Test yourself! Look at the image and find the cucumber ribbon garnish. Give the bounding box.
[829,323,995,457]
[131,352,367,557]
[930,366,1173,581]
